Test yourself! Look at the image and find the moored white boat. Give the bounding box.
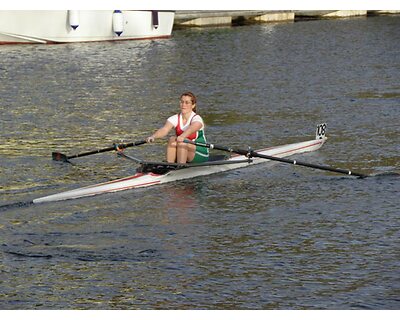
[33,131,327,204]
[0,10,174,44]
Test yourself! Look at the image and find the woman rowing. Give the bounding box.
[146,92,209,164]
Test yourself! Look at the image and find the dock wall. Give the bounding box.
[174,10,400,27]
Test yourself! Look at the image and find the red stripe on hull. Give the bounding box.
[230,140,324,158]
[84,180,162,198]
[85,172,161,188]
[274,140,324,156]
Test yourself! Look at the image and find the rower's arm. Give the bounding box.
[150,121,174,140]
[178,121,202,140]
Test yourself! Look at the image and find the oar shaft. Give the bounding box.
[53,140,147,161]
[120,151,252,168]
[184,139,367,178]
[67,140,147,159]
[248,151,367,178]
[66,146,115,159]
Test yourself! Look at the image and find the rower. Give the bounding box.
[146,92,210,164]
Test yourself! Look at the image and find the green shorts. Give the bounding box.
[191,146,209,163]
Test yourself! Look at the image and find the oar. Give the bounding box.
[52,140,147,162]
[184,139,368,178]
[118,151,252,168]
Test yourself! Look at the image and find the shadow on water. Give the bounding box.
[369,171,400,178]
[2,243,161,262]
[0,200,34,212]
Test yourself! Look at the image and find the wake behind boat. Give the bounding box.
[33,124,333,204]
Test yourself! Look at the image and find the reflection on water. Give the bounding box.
[0,16,399,309]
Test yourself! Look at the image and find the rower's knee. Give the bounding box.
[177,141,188,149]
[168,136,177,147]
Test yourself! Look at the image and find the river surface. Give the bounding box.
[0,15,399,309]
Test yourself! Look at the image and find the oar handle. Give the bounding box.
[183,139,237,153]
[114,140,147,151]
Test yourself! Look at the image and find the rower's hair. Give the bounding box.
[181,91,197,113]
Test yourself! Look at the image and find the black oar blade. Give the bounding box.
[52,152,69,162]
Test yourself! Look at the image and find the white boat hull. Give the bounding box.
[33,137,326,203]
[0,10,174,44]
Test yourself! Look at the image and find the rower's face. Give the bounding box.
[180,96,195,113]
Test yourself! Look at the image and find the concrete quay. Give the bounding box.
[174,10,400,27]
[174,10,295,27]
[294,10,368,19]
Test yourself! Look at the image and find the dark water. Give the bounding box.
[0,16,399,309]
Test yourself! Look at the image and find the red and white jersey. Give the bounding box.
[167,112,205,140]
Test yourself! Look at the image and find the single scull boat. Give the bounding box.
[33,124,329,203]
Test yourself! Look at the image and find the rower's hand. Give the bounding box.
[176,136,185,143]
[114,143,125,152]
[146,136,155,143]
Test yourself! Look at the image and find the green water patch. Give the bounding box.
[354,91,400,99]
[203,111,261,126]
